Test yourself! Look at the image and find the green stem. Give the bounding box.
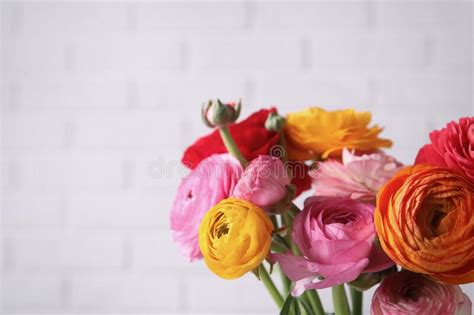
[259,264,284,308]
[304,290,325,315]
[219,126,247,167]
[350,287,362,315]
[282,212,300,255]
[332,285,351,315]
[279,266,291,294]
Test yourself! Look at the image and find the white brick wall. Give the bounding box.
[1,0,473,314]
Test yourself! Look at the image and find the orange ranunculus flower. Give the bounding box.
[375,164,474,285]
[284,107,392,160]
[198,198,273,279]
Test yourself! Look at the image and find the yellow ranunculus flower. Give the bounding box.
[198,198,273,279]
[284,107,393,160]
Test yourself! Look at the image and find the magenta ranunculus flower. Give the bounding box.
[170,154,243,261]
[371,270,472,315]
[415,117,474,181]
[311,148,402,202]
[272,196,394,296]
[233,155,290,209]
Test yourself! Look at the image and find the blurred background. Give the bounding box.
[1,0,473,314]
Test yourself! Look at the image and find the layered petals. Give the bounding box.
[311,149,402,202]
[285,107,392,160]
[375,164,474,285]
[371,270,472,315]
[274,196,393,295]
[415,117,474,182]
[198,198,273,279]
[233,155,290,208]
[170,154,243,261]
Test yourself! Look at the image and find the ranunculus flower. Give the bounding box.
[233,155,291,209]
[198,198,273,279]
[182,108,311,196]
[170,154,243,261]
[415,117,474,182]
[375,164,474,285]
[284,107,392,160]
[273,196,394,296]
[311,148,402,202]
[371,270,472,315]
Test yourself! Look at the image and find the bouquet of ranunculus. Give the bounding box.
[170,100,473,315]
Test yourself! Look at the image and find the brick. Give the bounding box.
[6,233,124,270]
[131,230,189,270]
[2,113,67,148]
[137,2,246,30]
[2,194,63,226]
[67,191,174,228]
[374,1,473,31]
[193,36,302,70]
[4,154,125,192]
[17,2,128,36]
[433,31,473,70]
[256,2,369,29]
[371,76,472,121]
[1,274,62,311]
[73,34,184,76]
[132,152,189,190]
[188,272,276,313]
[311,32,428,70]
[256,77,371,112]
[2,76,129,109]
[70,274,180,312]
[2,33,67,76]
[136,75,248,109]
[74,111,184,149]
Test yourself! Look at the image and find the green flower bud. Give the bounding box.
[265,112,286,132]
[202,99,241,128]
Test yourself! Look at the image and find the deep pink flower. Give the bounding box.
[273,196,394,296]
[233,155,290,209]
[415,117,474,181]
[311,149,402,202]
[371,270,472,315]
[170,154,243,261]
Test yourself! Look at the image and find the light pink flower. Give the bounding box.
[233,155,290,208]
[170,154,243,261]
[371,270,472,315]
[272,196,394,296]
[311,148,402,202]
[415,117,474,182]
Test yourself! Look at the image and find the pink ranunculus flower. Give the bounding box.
[311,148,402,202]
[233,155,290,209]
[170,154,243,261]
[272,196,394,296]
[371,270,472,315]
[415,117,474,182]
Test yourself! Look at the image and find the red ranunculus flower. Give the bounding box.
[182,108,311,196]
[415,117,473,182]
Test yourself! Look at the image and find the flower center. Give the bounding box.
[401,284,421,302]
[212,213,230,239]
[324,211,358,225]
[418,196,455,238]
[216,223,229,238]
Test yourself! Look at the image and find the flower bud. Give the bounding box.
[202,99,241,128]
[265,112,286,132]
[232,155,291,210]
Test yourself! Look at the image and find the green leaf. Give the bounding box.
[294,299,301,315]
[297,296,314,315]
[279,294,294,315]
